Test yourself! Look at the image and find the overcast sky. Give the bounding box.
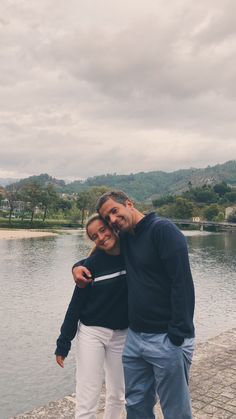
[0,0,236,180]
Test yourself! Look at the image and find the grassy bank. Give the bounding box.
[0,217,82,230]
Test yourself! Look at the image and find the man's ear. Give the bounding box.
[125,199,134,209]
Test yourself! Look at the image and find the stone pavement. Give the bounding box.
[12,328,236,419]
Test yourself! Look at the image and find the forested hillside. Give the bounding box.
[2,160,236,202]
[63,160,236,201]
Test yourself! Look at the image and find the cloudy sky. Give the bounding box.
[0,0,236,180]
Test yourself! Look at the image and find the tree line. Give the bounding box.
[152,182,236,222]
[0,182,110,226]
[1,180,236,227]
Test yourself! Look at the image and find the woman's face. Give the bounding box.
[87,219,118,253]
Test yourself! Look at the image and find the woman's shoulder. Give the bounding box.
[84,250,125,273]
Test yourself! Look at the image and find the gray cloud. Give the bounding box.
[0,0,236,179]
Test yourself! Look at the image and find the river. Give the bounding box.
[0,230,236,418]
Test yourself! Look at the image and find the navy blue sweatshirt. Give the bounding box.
[55,250,128,357]
[121,212,195,346]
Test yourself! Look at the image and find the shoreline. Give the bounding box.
[0,229,58,240]
[0,227,223,241]
[11,328,236,419]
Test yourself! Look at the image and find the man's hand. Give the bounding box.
[72,265,92,288]
[56,355,65,368]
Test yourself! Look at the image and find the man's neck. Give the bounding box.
[133,210,145,227]
[128,210,145,234]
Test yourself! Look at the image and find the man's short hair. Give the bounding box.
[96,190,130,212]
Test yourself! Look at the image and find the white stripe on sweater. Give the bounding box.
[93,270,126,283]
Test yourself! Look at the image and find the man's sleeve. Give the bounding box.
[55,285,88,357]
[154,222,195,346]
[163,245,195,346]
[72,258,86,271]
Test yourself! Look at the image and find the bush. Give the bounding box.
[203,204,220,221]
[227,210,236,223]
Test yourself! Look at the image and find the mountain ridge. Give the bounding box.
[1,160,236,202]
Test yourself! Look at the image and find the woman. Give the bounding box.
[55,214,128,419]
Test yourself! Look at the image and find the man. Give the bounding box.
[73,190,195,419]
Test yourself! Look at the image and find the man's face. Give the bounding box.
[99,198,134,232]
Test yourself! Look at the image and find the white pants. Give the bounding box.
[75,323,127,419]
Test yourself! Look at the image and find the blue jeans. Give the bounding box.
[122,329,194,419]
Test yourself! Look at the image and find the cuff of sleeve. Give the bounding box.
[72,259,86,271]
[55,348,68,357]
[168,334,184,346]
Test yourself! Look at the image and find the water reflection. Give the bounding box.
[0,232,92,419]
[187,232,236,343]
[0,230,236,418]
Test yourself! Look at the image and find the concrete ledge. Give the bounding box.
[11,329,236,418]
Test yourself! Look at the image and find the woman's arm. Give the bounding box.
[55,285,89,358]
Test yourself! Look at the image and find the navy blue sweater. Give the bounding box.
[55,250,128,357]
[121,212,195,346]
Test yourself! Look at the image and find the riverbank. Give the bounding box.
[0,218,82,231]
[0,229,58,240]
[11,328,236,419]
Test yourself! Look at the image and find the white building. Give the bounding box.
[225,206,236,220]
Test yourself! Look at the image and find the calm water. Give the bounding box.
[0,230,236,418]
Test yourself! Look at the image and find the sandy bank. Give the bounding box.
[0,229,58,240]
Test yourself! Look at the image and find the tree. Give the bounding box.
[224,191,236,203]
[171,198,194,219]
[213,182,231,197]
[157,204,175,218]
[152,195,174,207]
[77,186,109,226]
[56,198,72,211]
[86,186,110,214]
[203,204,220,221]
[214,212,225,222]
[183,187,217,203]
[20,182,44,225]
[5,184,20,224]
[40,184,59,221]
[77,191,93,227]
[0,187,4,202]
[67,202,82,224]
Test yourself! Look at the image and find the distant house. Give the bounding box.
[0,187,6,197]
[0,198,10,210]
[0,199,24,213]
[192,217,201,222]
[225,206,236,220]
[60,193,77,201]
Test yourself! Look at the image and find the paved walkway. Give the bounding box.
[11,329,236,419]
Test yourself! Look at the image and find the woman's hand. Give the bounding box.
[72,266,92,288]
[56,355,65,368]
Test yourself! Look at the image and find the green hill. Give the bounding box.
[5,161,236,202]
[64,160,236,201]
[7,173,66,190]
